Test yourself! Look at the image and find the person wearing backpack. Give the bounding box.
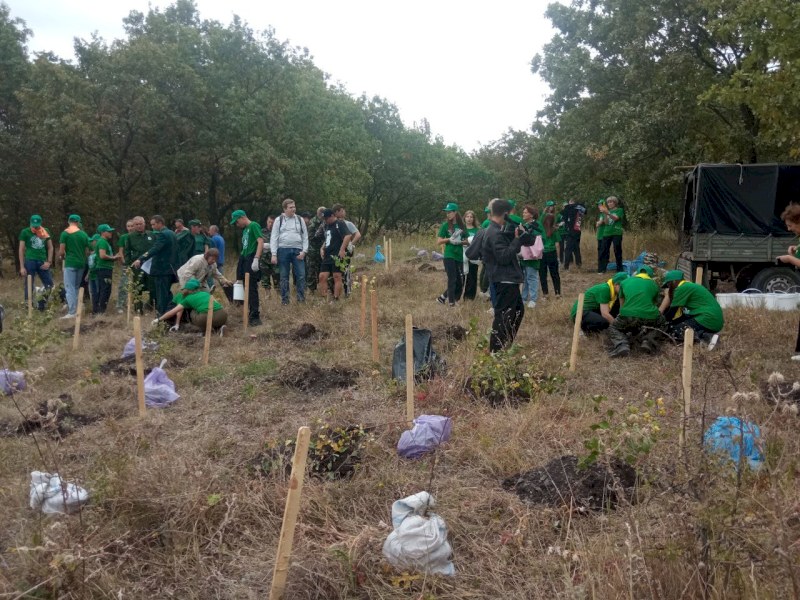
[270,198,308,305]
[561,198,586,270]
[520,205,543,308]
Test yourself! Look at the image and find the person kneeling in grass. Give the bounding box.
[152,278,227,335]
[607,265,665,357]
[658,270,722,349]
[571,272,628,333]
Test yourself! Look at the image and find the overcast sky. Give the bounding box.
[7,0,555,152]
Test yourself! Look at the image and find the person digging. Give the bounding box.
[152,278,228,336]
[571,272,628,334]
[607,265,665,357]
[658,270,722,349]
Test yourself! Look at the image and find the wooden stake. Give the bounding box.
[269,425,311,600]
[126,270,132,325]
[359,275,367,337]
[133,316,146,417]
[383,236,388,272]
[370,289,379,362]
[695,265,704,286]
[243,272,250,334]
[27,275,33,318]
[202,292,215,365]
[680,328,694,449]
[72,287,84,350]
[405,314,414,425]
[388,238,393,269]
[569,293,585,372]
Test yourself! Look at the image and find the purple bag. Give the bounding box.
[397,415,453,459]
[144,360,179,408]
[0,370,26,395]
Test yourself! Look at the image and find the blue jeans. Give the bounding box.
[64,267,84,315]
[277,247,306,304]
[522,266,540,303]
[23,259,54,307]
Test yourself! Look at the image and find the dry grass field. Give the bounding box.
[1,230,799,599]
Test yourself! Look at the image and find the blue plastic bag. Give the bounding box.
[398,415,453,459]
[703,416,764,472]
[374,245,386,263]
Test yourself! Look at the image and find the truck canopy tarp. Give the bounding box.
[683,164,800,235]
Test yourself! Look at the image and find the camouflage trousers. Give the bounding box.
[259,252,280,290]
[306,248,322,291]
[607,315,666,357]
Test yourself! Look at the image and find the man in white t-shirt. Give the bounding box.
[270,198,309,304]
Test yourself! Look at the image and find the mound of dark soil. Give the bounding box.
[465,376,532,407]
[418,263,438,273]
[99,356,153,377]
[278,361,359,391]
[0,394,100,439]
[502,455,637,511]
[432,324,468,342]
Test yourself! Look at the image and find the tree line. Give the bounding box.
[1,0,798,263]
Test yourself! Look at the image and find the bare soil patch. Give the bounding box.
[277,360,359,391]
[0,394,100,439]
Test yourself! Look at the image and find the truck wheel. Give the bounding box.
[750,267,800,293]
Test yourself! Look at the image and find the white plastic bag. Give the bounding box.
[121,337,159,359]
[382,491,455,575]
[144,359,180,407]
[29,471,89,514]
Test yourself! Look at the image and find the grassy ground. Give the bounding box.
[1,230,799,599]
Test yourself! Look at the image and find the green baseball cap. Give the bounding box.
[545,200,555,207]
[97,224,115,233]
[184,278,201,290]
[188,219,202,226]
[484,206,491,213]
[611,272,629,284]
[442,202,459,212]
[90,233,100,241]
[68,214,81,223]
[637,265,654,277]
[230,209,247,225]
[30,214,42,226]
[508,199,516,208]
[661,270,685,287]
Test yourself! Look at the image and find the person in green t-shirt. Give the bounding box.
[174,219,193,267]
[556,202,567,266]
[18,214,54,309]
[462,210,480,300]
[58,214,92,318]
[152,278,228,334]
[659,270,723,349]
[599,196,625,273]
[595,199,608,273]
[188,220,210,258]
[571,272,628,333]
[91,224,123,314]
[538,200,561,297]
[231,209,264,326]
[435,202,467,306]
[608,265,665,357]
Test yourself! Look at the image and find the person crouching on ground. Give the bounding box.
[571,272,628,333]
[177,248,231,290]
[436,202,467,307]
[153,278,227,334]
[658,270,722,349]
[483,198,535,352]
[777,203,800,360]
[607,265,665,357]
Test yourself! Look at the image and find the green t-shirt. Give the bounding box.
[117,233,128,263]
[193,233,209,255]
[481,218,491,229]
[596,218,607,240]
[59,229,91,269]
[670,281,724,332]
[240,221,263,256]
[619,275,660,319]
[19,227,51,262]
[438,222,464,261]
[605,208,624,237]
[466,227,478,238]
[540,215,558,252]
[179,291,221,313]
[571,281,613,320]
[94,237,116,270]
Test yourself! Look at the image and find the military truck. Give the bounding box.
[678,163,800,292]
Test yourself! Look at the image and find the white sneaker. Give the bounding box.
[707,334,719,351]
[218,325,226,338]
[487,307,494,316]
[792,353,800,362]
[60,313,76,320]
[527,301,536,309]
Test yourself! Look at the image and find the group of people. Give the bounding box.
[17,202,363,333]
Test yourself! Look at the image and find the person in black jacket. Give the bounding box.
[482,199,534,353]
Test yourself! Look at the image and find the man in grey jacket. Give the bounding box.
[481,199,534,353]
[270,198,309,304]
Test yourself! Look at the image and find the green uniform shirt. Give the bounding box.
[116,233,128,264]
[438,222,464,261]
[670,281,724,332]
[596,218,607,240]
[94,237,116,270]
[571,281,614,320]
[192,233,209,256]
[541,216,558,252]
[19,227,51,262]
[605,208,624,237]
[125,231,155,264]
[179,291,221,313]
[240,221,263,256]
[59,229,91,269]
[619,275,660,319]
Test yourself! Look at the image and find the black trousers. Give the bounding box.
[490,282,525,352]
[93,268,113,314]
[151,274,175,316]
[577,309,610,333]
[564,232,582,269]
[558,237,565,265]
[442,258,464,304]
[665,315,718,343]
[600,235,624,272]
[539,250,561,295]
[237,254,261,322]
[478,263,489,293]
[463,262,478,300]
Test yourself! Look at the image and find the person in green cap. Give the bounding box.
[571,272,628,333]
[436,202,467,306]
[231,209,264,326]
[607,265,664,357]
[538,200,561,298]
[595,198,608,273]
[598,196,625,273]
[58,214,91,319]
[132,215,178,316]
[19,214,54,310]
[658,270,722,349]
[188,220,210,259]
[92,224,123,314]
[152,278,228,334]
[174,218,193,267]
[462,210,480,300]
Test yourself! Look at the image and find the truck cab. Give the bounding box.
[678,163,800,292]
